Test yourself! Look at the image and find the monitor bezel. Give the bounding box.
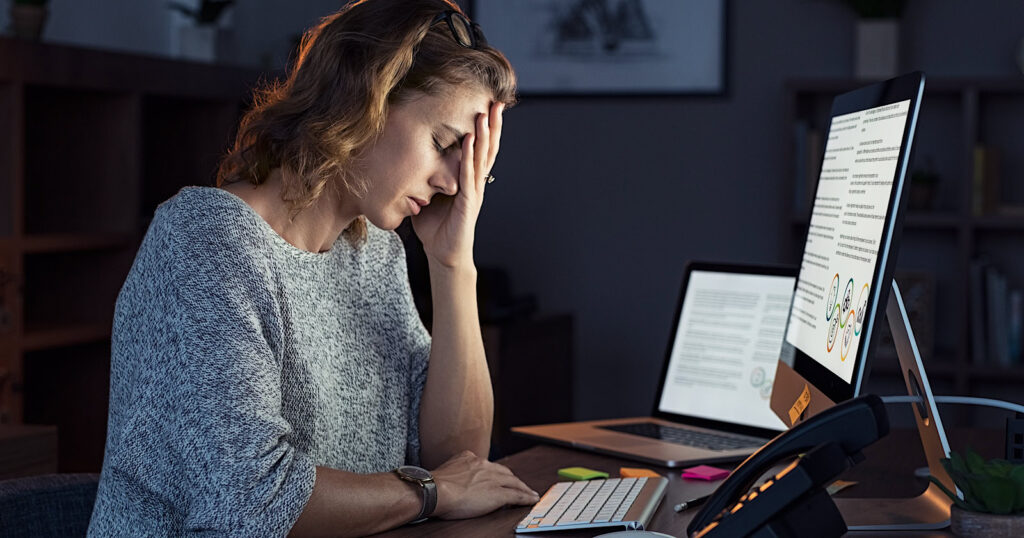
[780,72,926,405]
[651,260,798,439]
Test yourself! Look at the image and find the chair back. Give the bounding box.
[0,473,100,538]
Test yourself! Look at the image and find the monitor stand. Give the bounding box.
[836,280,956,530]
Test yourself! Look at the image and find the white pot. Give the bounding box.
[178,25,235,64]
[855,19,899,80]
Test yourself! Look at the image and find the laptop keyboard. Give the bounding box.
[599,423,763,451]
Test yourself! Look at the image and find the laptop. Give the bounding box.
[512,261,797,467]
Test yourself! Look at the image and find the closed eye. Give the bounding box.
[432,134,461,156]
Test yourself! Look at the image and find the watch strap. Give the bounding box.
[396,466,437,522]
[418,479,437,520]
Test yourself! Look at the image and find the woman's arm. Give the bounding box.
[413,102,505,467]
[290,452,538,537]
[418,261,492,467]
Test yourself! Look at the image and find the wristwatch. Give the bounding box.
[395,465,437,522]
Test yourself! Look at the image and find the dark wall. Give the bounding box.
[473,0,1024,420]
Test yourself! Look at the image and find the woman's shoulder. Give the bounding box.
[142,186,275,266]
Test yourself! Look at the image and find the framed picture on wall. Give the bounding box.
[472,0,727,96]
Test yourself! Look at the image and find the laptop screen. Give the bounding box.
[657,269,793,431]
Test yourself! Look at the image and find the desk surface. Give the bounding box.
[374,428,1002,537]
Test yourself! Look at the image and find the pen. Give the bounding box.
[673,494,710,512]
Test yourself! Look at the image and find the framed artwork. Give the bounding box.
[472,0,728,96]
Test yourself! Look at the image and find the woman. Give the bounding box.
[88,1,539,536]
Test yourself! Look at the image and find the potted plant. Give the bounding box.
[9,0,49,40]
[839,0,908,79]
[168,0,236,63]
[929,448,1024,537]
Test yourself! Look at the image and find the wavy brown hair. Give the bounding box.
[216,0,517,242]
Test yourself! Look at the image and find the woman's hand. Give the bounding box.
[430,450,539,520]
[412,101,504,269]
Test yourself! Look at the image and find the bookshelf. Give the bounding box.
[782,78,1024,402]
[0,38,261,471]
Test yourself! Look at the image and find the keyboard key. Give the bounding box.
[599,423,763,450]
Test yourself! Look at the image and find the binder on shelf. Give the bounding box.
[985,266,1006,366]
[970,260,988,365]
[972,145,1001,216]
[979,263,1023,367]
[880,271,935,362]
[1010,290,1022,364]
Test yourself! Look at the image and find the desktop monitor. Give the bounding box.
[770,72,926,427]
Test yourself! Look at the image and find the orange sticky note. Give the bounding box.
[788,383,811,424]
[619,467,661,478]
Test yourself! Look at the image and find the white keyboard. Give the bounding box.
[514,476,668,533]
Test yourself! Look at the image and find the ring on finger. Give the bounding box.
[485,174,496,184]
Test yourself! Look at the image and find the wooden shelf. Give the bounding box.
[22,233,138,254]
[22,323,111,352]
[0,39,263,472]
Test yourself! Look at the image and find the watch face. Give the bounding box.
[398,465,431,481]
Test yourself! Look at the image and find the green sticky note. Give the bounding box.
[558,466,609,481]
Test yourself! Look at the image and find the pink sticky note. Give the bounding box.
[681,465,730,481]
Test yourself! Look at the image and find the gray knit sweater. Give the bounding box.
[88,187,432,536]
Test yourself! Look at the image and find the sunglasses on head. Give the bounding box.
[431,10,487,49]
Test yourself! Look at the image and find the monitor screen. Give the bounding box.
[657,269,793,431]
[772,72,925,417]
[784,100,912,383]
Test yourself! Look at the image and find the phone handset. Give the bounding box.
[686,394,889,537]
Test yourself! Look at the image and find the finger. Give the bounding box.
[487,102,503,171]
[474,111,490,192]
[501,485,541,506]
[460,132,475,195]
[494,470,538,497]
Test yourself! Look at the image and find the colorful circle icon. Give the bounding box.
[841,310,855,361]
[826,274,840,319]
[827,313,840,352]
[855,283,869,336]
[842,278,854,314]
[750,367,766,387]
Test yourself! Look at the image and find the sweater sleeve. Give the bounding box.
[116,212,316,536]
[373,228,432,467]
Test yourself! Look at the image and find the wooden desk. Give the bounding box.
[373,429,1001,537]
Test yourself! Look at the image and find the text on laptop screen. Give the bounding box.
[784,100,911,383]
[658,271,792,430]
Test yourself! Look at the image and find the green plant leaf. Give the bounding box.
[942,459,978,502]
[966,448,987,475]
[969,475,1017,514]
[987,459,1013,478]
[929,476,971,510]
[1010,464,1024,513]
[948,453,968,475]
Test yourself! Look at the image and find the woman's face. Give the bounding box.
[354,86,493,230]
